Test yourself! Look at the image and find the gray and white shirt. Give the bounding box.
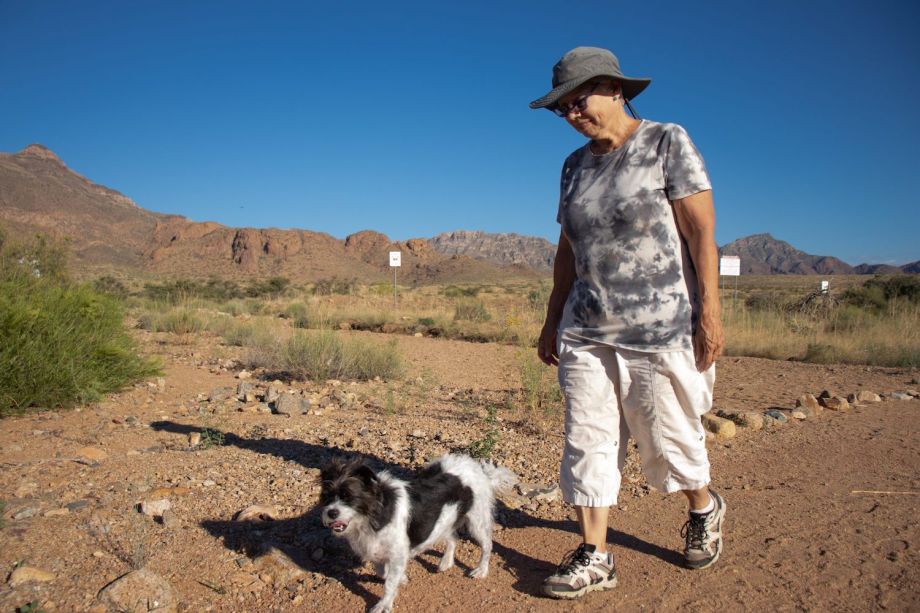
[557,120,711,351]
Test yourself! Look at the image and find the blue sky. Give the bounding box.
[2,0,918,265]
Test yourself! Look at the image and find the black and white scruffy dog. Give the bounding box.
[319,453,516,613]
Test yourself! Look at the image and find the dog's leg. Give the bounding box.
[370,555,407,613]
[466,514,492,578]
[438,534,457,572]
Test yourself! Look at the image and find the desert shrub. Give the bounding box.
[369,282,393,296]
[283,302,312,328]
[0,230,67,284]
[744,290,787,312]
[417,317,436,327]
[136,307,205,334]
[248,330,403,381]
[0,278,160,415]
[313,277,358,296]
[441,284,480,298]
[92,275,129,299]
[141,278,240,304]
[246,276,290,299]
[519,350,563,418]
[454,298,492,322]
[843,275,920,310]
[207,317,276,347]
[467,405,500,460]
[527,282,552,311]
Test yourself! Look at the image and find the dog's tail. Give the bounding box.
[479,461,517,494]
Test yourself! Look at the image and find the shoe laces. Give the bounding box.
[555,544,594,576]
[681,512,708,550]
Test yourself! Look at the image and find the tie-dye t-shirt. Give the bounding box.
[556,120,711,351]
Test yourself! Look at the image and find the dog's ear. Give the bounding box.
[353,464,378,487]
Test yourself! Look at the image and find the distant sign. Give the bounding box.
[821,280,829,293]
[389,251,401,267]
[719,255,741,276]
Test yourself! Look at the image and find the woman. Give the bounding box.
[529,46,726,599]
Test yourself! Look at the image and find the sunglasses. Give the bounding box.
[552,82,604,117]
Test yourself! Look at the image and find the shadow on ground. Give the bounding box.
[151,421,682,608]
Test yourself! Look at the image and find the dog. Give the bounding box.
[319,453,517,613]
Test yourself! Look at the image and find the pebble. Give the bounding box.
[854,390,882,403]
[44,508,70,517]
[409,429,426,439]
[139,499,171,518]
[890,392,912,401]
[188,432,202,447]
[764,409,788,423]
[791,411,807,420]
[701,413,737,440]
[161,509,181,529]
[13,507,38,520]
[820,396,851,411]
[237,370,252,379]
[66,500,91,511]
[796,394,823,415]
[8,565,56,586]
[203,479,217,487]
[97,569,178,613]
[515,483,561,502]
[76,446,108,463]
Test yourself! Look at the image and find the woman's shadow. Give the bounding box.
[150,420,683,607]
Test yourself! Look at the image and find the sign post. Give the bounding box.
[389,251,401,309]
[719,255,741,309]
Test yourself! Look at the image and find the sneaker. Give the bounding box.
[542,543,618,599]
[682,489,726,569]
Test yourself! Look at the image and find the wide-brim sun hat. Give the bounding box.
[529,46,651,111]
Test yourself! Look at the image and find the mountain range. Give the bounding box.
[0,144,915,281]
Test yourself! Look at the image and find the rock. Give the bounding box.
[237,370,252,379]
[188,432,201,447]
[265,382,283,404]
[906,389,919,398]
[13,507,38,520]
[14,482,38,498]
[515,483,560,502]
[701,413,737,440]
[208,386,234,402]
[234,505,281,522]
[274,394,309,416]
[148,487,192,499]
[66,500,91,511]
[714,409,764,430]
[202,479,216,487]
[764,409,788,423]
[413,332,423,337]
[890,392,912,401]
[820,396,851,411]
[44,508,70,517]
[97,569,178,613]
[139,499,171,518]
[796,394,823,414]
[818,390,835,400]
[791,411,807,420]
[156,377,166,392]
[161,509,181,529]
[409,429,426,439]
[8,566,56,586]
[76,447,108,463]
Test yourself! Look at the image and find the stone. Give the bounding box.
[409,429,426,439]
[764,409,788,423]
[762,415,784,429]
[13,507,38,520]
[208,386,234,402]
[237,370,252,379]
[44,508,70,517]
[714,409,764,430]
[791,411,807,420]
[188,432,201,447]
[139,499,171,518]
[701,413,737,440]
[906,389,919,398]
[147,487,192,499]
[890,392,912,401]
[156,377,166,392]
[234,505,281,522]
[97,569,178,613]
[413,332,423,337]
[796,394,823,414]
[8,566,56,586]
[818,390,835,400]
[820,396,851,411]
[14,481,38,498]
[76,447,108,463]
[265,382,283,404]
[274,394,308,416]
[66,500,90,511]
[161,509,181,529]
[236,381,254,400]
[515,483,560,502]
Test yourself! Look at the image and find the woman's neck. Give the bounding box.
[590,114,641,154]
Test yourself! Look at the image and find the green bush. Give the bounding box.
[527,282,551,311]
[0,279,160,415]
[313,277,358,296]
[842,275,920,310]
[92,275,129,299]
[246,276,290,299]
[454,298,492,322]
[137,308,205,334]
[442,285,481,298]
[248,330,403,381]
[283,302,312,328]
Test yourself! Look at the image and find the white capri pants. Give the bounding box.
[557,336,715,507]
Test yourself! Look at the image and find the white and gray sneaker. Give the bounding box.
[682,489,726,569]
[542,543,618,599]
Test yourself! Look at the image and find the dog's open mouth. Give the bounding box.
[330,520,348,533]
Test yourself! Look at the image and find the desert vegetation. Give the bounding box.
[0,230,159,416]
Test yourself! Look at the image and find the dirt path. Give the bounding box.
[1,331,918,611]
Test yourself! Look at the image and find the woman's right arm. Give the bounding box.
[538,230,576,366]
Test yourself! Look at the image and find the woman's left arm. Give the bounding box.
[673,190,724,371]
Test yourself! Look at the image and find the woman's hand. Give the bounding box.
[693,307,724,371]
[538,322,559,366]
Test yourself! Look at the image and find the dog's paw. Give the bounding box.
[437,559,455,573]
[369,602,392,613]
[467,566,489,579]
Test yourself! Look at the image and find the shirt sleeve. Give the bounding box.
[664,124,711,201]
[556,158,572,224]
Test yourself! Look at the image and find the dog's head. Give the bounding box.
[319,458,388,535]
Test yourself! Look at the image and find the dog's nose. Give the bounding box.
[327,508,339,520]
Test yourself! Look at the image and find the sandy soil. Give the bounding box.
[1,329,918,612]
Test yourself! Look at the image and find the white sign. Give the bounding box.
[719,255,741,276]
[821,280,829,293]
[389,251,401,267]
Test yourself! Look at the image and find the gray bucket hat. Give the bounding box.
[529,46,651,110]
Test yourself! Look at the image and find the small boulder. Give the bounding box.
[139,499,171,518]
[236,381,254,400]
[890,392,912,401]
[97,569,178,613]
[764,409,788,423]
[264,382,283,403]
[820,396,851,411]
[208,387,234,403]
[701,413,737,440]
[273,394,308,416]
[188,432,201,447]
[791,410,807,420]
[76,447,108,463]
[796,394,823,415]
[714,409,764,430]
[8,565,55,586]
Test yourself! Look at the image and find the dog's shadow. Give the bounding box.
[151,420,682,608]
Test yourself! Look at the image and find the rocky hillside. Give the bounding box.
[428,230,556,273]
[719,233,856,275]
[0,145,539,283]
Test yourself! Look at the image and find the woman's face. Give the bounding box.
[556,79,619,138]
